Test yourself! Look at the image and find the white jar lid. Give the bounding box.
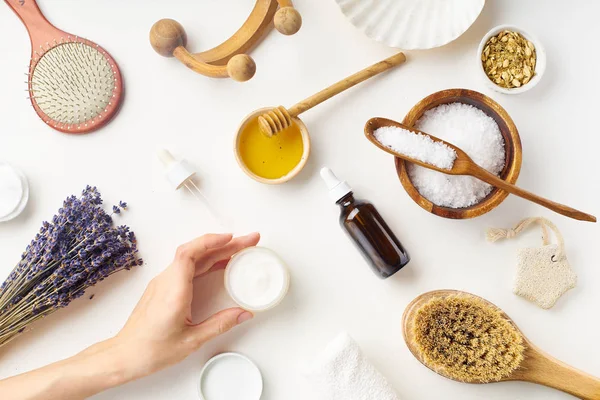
[0,163,29,223]
[199,352,263,400]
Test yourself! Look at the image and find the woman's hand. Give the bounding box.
[112,232,260,379]
[0,233,260,400]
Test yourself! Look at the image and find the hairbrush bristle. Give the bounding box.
[412,294,525,383]
[28,41,116,128]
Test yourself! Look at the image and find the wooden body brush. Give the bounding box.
[403,290,600,399]
[364,118,596,223]
[5,0,123,134]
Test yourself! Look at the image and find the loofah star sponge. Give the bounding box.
[513,244,577,309]
[412,295,524,383]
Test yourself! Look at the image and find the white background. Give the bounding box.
[1,1,599,399]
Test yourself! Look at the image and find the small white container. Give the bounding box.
[224,246,290,312]
[198,352,263,400]
[477,25,546,94]
[0,162,29,223]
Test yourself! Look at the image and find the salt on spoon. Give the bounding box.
[364,117,596,223]
[373,126,457,170]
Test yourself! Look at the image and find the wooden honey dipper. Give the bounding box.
[258,52,406,137]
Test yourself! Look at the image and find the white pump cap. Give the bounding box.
[158,149,196,190]
[320,167,352,202]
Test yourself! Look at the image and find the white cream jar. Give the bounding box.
[225,247,290,312]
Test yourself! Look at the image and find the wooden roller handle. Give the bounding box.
[288,52,406,117]
[194,0,278,65]
[174,46,229,77]
[473,166,596,222]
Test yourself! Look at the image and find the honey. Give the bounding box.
[238,117,304,179]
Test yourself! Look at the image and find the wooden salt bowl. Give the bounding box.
[396,88,522,219]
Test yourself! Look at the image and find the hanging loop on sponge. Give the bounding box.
[486,217,562,258]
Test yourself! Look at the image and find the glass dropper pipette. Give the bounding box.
[158,149,231,231]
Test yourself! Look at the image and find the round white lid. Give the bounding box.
[199,352,263,400]
[0,163,28,222]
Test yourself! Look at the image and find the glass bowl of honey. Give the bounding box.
[234,108,311,184]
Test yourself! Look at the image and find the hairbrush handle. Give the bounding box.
[5,0,65,49]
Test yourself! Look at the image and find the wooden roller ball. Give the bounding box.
[274,6,302,35]
[149,0,301,82]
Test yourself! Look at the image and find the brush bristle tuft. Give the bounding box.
[412,294,525,383]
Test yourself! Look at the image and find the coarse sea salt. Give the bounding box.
[374,126,457,170]
[408,103,505,208]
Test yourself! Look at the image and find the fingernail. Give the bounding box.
[237,311,254,324]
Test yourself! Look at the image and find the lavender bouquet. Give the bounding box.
[0,186,142,348]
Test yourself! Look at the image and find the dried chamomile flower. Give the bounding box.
[481,30,536,89]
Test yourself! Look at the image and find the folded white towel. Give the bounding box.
[305,332,401,400]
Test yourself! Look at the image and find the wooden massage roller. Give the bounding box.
[149,0,301,82]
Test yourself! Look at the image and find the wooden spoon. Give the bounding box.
[364,117,596,223]
[403,290,600,399]
[258,52,407,137]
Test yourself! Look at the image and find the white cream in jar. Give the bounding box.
[225,247,289,311]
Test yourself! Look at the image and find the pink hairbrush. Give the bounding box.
[5,0,123,134]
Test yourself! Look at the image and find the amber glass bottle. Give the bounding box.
[321,168,410,279]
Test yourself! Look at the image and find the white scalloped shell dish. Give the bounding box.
[335,0,485,50]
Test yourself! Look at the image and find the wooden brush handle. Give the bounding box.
[473,167,596,222]
[5,0,64,48]
[288,52,406,117]
[521,347,600,399]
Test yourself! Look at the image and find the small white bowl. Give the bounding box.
[477,25,546,94]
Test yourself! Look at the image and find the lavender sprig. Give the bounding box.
[0,187,142,347]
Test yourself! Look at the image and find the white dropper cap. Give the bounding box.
[158,149,196,190]
[320,167,352,202]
